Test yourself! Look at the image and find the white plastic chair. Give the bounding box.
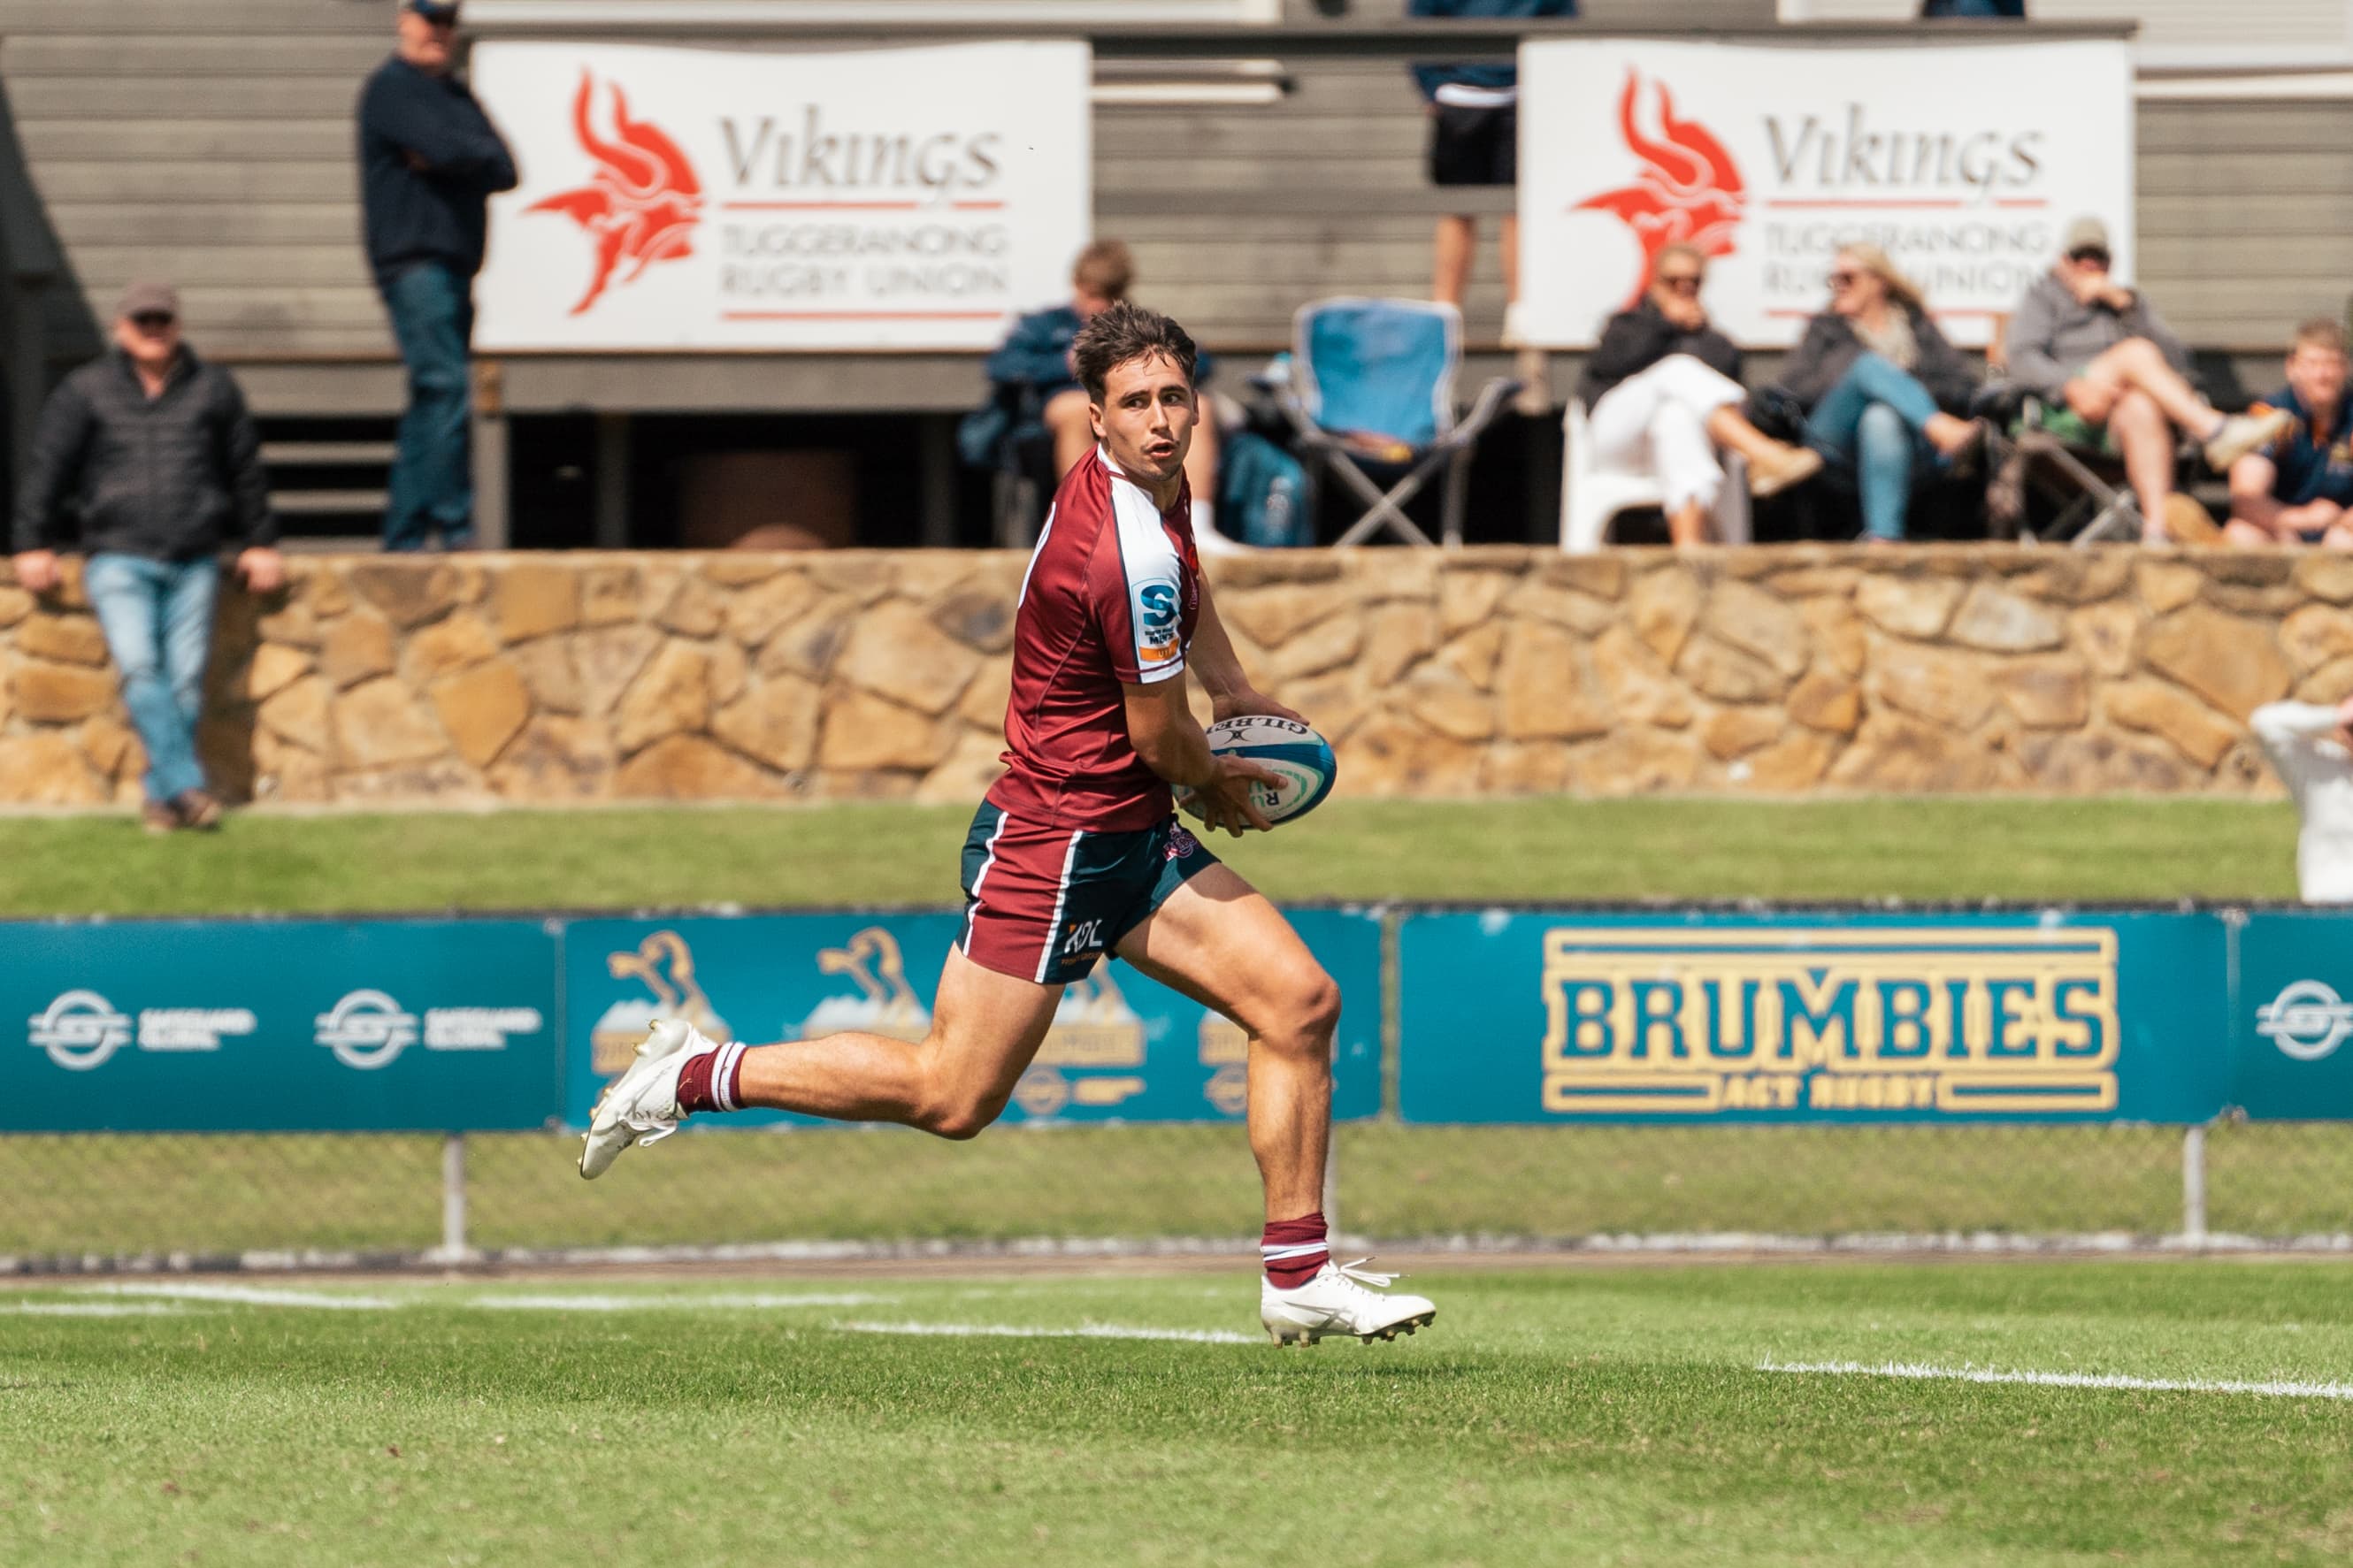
[1559,399,1751,552]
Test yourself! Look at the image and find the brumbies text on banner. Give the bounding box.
[1399,912,2228,1125]
[1516,37,2135,349]
[471,41,1091,351]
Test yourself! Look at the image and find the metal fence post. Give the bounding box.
[429,1134,471,1264]
[2181,1124,2208,1246]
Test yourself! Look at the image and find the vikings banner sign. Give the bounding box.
[1517,39,2135,350]
[471,41,1090,351]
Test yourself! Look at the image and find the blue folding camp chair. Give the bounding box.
[1276,298,1518,547]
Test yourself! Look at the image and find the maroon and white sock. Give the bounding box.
[1261,1212,1329,1289]
[672,1041,748,1116]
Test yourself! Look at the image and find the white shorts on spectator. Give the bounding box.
[1585,354,1750,517]
[2250,701,2353,903]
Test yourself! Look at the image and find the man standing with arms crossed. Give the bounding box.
[357,0,516,552]
[581,302,1435,1347]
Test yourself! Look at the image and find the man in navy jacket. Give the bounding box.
[356,0,516,552]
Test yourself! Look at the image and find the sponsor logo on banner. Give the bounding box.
[1574,73,1746,310]
[527,72,705,315]
[2255,979,2353,1062]
[1538,928,2120,1116]
[593,930,733,1076]
[797,928,931,1044]
[27,992,257,1071]
[1519,38,2134,348]
[473,40,1089,351]
[316,991,542,1071]
[28,991,134,1071]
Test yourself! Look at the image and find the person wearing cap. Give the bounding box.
[10,282,282,834]
[356,0,516,552]
[2005,216,2291,542]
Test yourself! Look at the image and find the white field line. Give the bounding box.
[1760,1359,2353,1402]
[6,1301,198,1317]
[463,1292,893,1312]
[80,1282,399,1310]
[837,1319,1257,1345]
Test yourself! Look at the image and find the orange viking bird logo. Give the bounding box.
[1574,71,1746,310]
[527,72,703,316]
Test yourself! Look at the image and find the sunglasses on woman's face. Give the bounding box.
[1826,272,1859,289]
[1657,275,1703,295]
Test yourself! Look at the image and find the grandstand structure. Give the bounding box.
[0,0,2349,549]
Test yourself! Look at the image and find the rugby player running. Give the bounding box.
[581,302,1435,1346]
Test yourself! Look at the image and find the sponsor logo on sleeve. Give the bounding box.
[1135,578,1182,664]
[2256,979,2353,1062]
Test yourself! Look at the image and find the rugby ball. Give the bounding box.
[1177,715,1337,827]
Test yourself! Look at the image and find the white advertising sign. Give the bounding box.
[472,40,1091,351]
[1518,39,2135,349]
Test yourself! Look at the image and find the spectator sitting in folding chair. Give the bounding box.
[1576,243,1820,547]
[969,240,1225,543]
[2226,319,2353,551]
[1770,244,1984,544]
[2005,216,2290,543]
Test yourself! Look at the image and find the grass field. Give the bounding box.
[4,1261,2350,1565]
[0,796,2303,917]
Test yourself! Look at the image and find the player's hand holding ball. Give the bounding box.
[1187,752,1282,838]
[1178,715,1340,835]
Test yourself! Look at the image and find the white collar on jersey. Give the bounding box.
[1096,445,1184,513]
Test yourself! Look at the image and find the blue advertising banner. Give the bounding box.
[1,919,561,1132]
[1399,910,2230,1125]
[563,910,1384,1131]
[2231,911,2353,1121]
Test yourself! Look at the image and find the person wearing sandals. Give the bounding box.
[1576,243,1822,547]
[1769,244,1985,543]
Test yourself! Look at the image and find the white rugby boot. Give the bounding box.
[579,1019,719,1179]
[1260,1258,1436,1346]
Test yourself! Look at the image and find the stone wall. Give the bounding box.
[2,547,2349,808]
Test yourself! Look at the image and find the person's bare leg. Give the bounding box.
[2088,338,2219,440]
[1704,405,1789,466]
[1115,864,1337,1222]
[2326,520,2353,551]
[731,945,1062,1139]
[1498,212,1520,305]
[2108,387,2176,536]
[1432,215,1475,307]
[1045,387,1095,478]
[2226,517,2288,547]
[1666,501,1711,547]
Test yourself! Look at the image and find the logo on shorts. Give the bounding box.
[1574,71,1745,310]
[1061,919,1107,960]
[1165,825,1200,861]
[2256,979,2353,1062]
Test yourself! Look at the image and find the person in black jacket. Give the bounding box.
[10,281,281,834]
[357,0,516,552]
[1575,243,1820,546]
[1772,244,1984,542]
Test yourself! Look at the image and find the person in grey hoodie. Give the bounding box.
[2005,216,2288,541]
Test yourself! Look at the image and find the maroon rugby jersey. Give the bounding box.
[985,447,1202,831]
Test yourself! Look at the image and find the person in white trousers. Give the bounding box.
[1575,243,1820,546]
[2249,697,2353,903]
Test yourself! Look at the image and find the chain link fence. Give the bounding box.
[6,1119,2347,1270]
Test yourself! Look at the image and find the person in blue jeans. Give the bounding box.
[357,0,516,550]
[11,281,281,833]
[1771,245,1985,541]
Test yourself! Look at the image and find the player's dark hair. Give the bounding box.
[1074,301,1197,403]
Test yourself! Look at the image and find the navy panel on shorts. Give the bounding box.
[957,802,1219,984]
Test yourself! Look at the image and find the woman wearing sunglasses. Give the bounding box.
[1575,243,1822,546]
[1770,244,1984,543]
